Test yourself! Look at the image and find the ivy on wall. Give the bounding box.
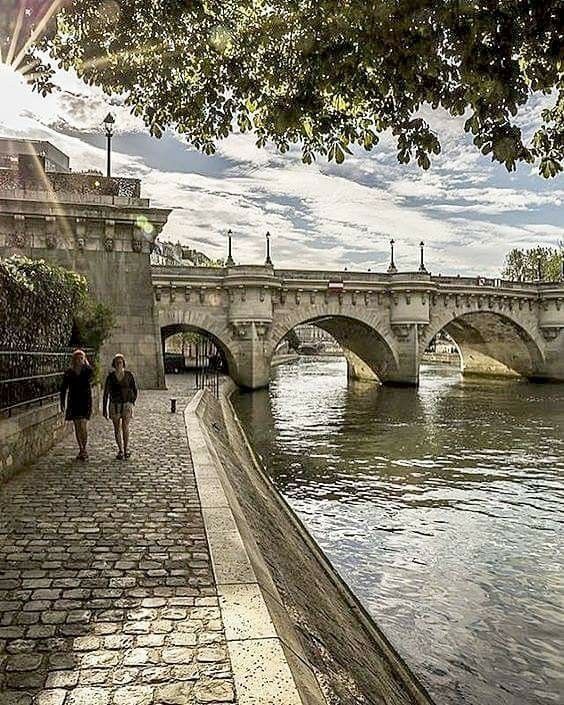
[0,255,114,354]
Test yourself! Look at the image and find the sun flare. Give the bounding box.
[0,62,31,123]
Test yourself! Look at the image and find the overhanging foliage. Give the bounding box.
[5,0,563,176]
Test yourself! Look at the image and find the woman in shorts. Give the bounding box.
[103,354,138,460]
[60,349,93,461]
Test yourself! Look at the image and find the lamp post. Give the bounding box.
[537,257,543,281]
[387,238,397,273]
[419,241,428,273]
[226,229,234,266]
[103,112,115,178]
[265,231,273,266]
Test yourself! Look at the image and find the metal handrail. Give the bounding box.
[0,348,96,416]
[0,372,66,384]
[4,393,59,413]
[0,350,74,355]
[194,339,221,399]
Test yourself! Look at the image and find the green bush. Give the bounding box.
[0,255,87,350]
[1,255,114,356]
[71,301,115,352]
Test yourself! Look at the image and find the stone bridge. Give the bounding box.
[1,171,562,390]
[152,265,564,389]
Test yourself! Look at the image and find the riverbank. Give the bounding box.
[270,352,299,368]
[186,380,435,705]
[1,374,435,704]
[232,359,564,705]
[421,352,459,365]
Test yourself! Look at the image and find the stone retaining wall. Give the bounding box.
[271,352,300,368]
[421,352,460,365]
[187,382,435,705]
[0,389,99,484]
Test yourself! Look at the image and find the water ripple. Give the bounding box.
[234,359,564,705]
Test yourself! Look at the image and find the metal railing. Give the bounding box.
[0,169,141,198]
[0,349,95,416]
[194,340,221,399]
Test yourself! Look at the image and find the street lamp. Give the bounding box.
[103,112,115,178]
[226,229,234,266]
[419,241,428,273]
[387,238,397,273]
[265,231,273,266]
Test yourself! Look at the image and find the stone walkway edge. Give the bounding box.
[184,387,324,705]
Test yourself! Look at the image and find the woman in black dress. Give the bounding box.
[60,349,93,461]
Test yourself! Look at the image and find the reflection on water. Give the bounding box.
[233,358,564,705]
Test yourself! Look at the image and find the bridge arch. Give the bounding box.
[157,308,240,383]
[420,308,545,379]
[270,310,400,383]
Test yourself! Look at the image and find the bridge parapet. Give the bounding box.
[153,264,560,291]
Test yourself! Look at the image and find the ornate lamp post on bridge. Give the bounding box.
[418,241,428,273]
[387,238,398,273]
[103,112,115,179]
[265,231,273,266]
[226,229,235,266]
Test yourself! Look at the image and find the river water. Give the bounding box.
[232,358,564,705]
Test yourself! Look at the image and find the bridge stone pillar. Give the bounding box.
[385,325,420,385]
[225,265,278,389]
[387,280,431,386]
[229,321,272,389]
[537,291,564,381]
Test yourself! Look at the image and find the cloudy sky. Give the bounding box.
[0,60,562,276]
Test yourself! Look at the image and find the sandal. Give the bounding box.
[124,451,131,460]
[116,451,123,460]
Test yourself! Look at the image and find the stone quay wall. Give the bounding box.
[187,381,435,705]
[270,352,300,368]
[0,402,68,485]
[0,390,99,485]
[421,352,460,365]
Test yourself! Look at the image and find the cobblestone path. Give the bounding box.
[0,381,235,705]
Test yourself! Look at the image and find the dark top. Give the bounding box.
[103,370,138,414]
[60,365,93,420]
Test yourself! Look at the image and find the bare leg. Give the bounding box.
[112,418,123,455]
[122,417,130,456]
[73,420,83,456]
[80,419,88,457]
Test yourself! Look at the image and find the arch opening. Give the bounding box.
[160,323,235,381]
[423,331,461,367]
[422,311,544,380]
[272,315,399,384]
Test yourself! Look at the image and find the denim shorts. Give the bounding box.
[109,402,134,420]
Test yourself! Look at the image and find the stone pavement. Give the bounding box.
[0,378,235,705]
